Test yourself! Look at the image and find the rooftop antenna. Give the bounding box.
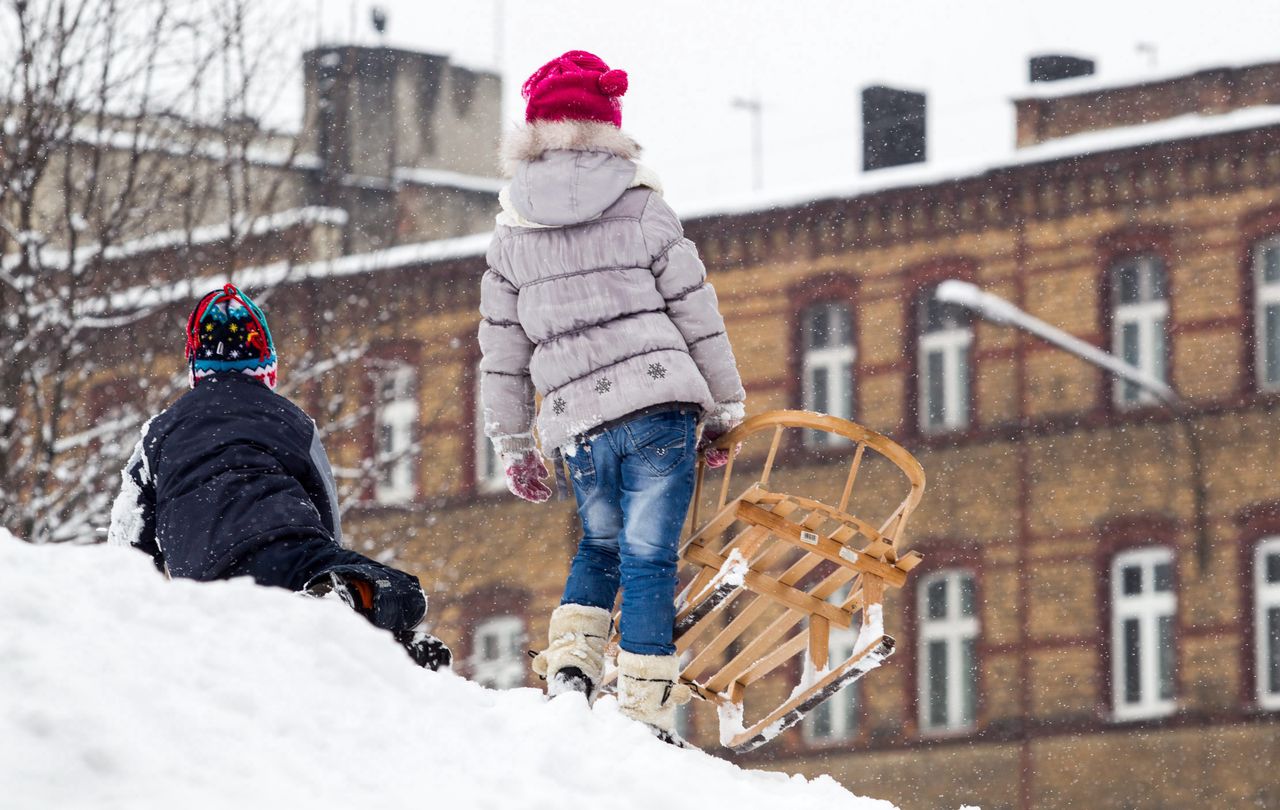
[371,5,388,42]
[1136,42,1158,69]
[731,95,764,191]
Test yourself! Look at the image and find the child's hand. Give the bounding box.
[698,403,745,469]
[504,450,553,503]
[697,428,738,469]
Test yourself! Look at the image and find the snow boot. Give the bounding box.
[530,604,610,700]
[617,650,692,745]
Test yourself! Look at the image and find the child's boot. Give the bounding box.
[531,604,610,700]
[617,650,692,745]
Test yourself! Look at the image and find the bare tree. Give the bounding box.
[0,0,332,542]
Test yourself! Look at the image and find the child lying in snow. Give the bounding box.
[108,284,450,671]
[478,51,746,739]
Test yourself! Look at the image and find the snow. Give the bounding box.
[677,104,1280,220]
[1,206,348,274]
[393,166,505,194]
[1014,57,1280,100]
[0,535,896,810]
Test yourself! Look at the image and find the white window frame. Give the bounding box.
[474,372,506,493]
[1110,547,1177,721]
[374,364,418,505]
[1254,237,1280,392]
[1255,537,1280,710]
[1111,256,1169,408]
[917,569,979,734]
[800,301,856,447]
[471,615,526,690]
[803,584,861,743]
[917,293,973,434]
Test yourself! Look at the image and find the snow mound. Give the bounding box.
[0,533,894,810]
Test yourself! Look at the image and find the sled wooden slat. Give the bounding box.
[708,567,859,692]
[604,411,925,753]
[734,501,909,588]
[838,441,866,513]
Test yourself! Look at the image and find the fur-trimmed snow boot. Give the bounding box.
[617,650,692,745]
[530,603,611,700]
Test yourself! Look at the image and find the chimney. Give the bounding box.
[862,85,926,172]
[1029,54,1096,83]
[301,45,501,181]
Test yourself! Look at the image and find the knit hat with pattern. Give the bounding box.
[184,284,277,390]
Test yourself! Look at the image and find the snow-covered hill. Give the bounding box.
[0,531,895,810]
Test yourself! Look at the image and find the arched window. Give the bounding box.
[800,301,855,446]
[1254,237,1280,392]
[917,290,972,433]
[474,367,505,493]
[1110,256,1169,407]
[1255,537,1280,710]
[374,364,418,505]
[1110,547,1176,720]
[471,615,526,690]
[917,569,979,732]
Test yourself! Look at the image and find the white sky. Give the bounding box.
[272,0,1280,208]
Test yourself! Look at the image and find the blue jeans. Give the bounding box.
[561,408,698,656]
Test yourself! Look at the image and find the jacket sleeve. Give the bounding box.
[107,431,163,572]
[640,192,747,408]
[478,236,538,455]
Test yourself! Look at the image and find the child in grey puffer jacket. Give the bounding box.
[478,50,745,739]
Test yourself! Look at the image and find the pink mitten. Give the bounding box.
[697,429,738,469]
[698,403,745,469]
[504,450,553,503]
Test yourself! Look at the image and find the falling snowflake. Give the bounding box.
[552,397,567,415]
[647,362,667,380]
[594,378,612,394]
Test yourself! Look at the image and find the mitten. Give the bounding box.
[698,402,746,469]
[503,449,553,503]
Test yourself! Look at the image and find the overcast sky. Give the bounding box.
[274,0,1280,208]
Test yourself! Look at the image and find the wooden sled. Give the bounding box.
[608,410,926,753]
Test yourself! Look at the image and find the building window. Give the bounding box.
[917,570,979,733]
[471,615,526,690]
[917,291,973,434]
[474,371,505,492]
[803,584,861,743]
[374,364,418,505]
[1111,547,1176,721]
[800,301,855,446]
[1254,237,1280,392]
[1255,537,1280,710]
[1110,256,1169,407]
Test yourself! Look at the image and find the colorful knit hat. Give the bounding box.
[184,284,277,390]
[522,50,628,127]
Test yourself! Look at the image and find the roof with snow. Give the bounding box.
[1013,58,1280,101]
[92,104,1280,316]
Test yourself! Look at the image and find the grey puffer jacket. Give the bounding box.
[479,120,745,455]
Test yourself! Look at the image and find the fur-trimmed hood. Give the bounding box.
[497,119,661,229]
[500,119,641,176]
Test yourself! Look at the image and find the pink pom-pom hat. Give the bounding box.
[522,50,628,127]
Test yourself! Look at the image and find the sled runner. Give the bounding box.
[609,410,926,752]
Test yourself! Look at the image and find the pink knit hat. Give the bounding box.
[522,50,628,127]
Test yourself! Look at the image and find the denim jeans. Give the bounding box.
[560,407,698,656]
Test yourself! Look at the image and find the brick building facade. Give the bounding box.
[81,54,1280,809]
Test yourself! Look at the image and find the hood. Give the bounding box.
[498,119,649,228]
[506,150,638,227]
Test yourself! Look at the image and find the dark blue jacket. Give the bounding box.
[109,374,425,631]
